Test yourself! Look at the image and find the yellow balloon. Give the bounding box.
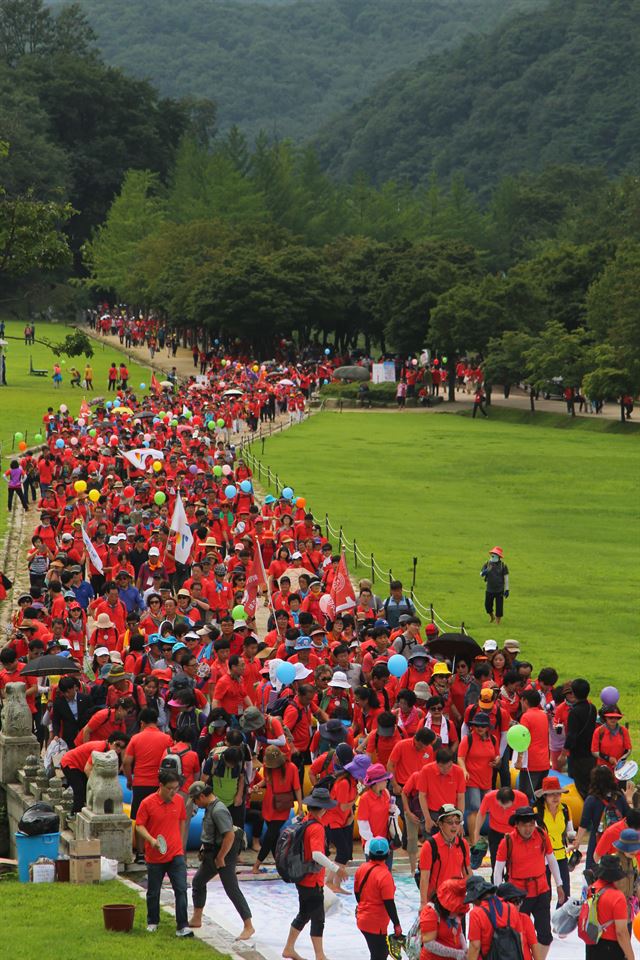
[88,489,100,502]
[74,480,87,494]
[252,365,259,372]
[153,460,162,472]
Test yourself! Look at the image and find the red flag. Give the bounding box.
[151,373,161,394]
[330,552,356,615]
[243,538,269,618]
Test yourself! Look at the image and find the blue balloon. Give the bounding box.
[324,348,331,355]
[55,438,65,449]
[113,398,121,407]
[224,484,237,500]
[143,440,150,447]
[240,480,252,494]
[282,486,294,500]
[139,382,146,390]
[105,401,112,409]
[276,661,296,686]
[388,654,408,678]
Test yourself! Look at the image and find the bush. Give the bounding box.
[320,381,398,404]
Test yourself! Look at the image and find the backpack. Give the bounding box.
[481,899,524,960]
[168,674,195,698]
[160,745,190,785]
[269,694,296,718]
[422,834,469,888]
[600,796,624,832]
[274,820,322,883]
[578,885,615,944]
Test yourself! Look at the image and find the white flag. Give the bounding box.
[121,447,165,471]
[170,492,194,565]
[81,525,103,574]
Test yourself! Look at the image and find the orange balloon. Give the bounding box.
[633,912,640,942]
[296,497,306,508]
[18,441,27,451]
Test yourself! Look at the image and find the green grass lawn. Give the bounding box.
[0,319,151,539]
[252,410,640,734]
[0,878,229,958]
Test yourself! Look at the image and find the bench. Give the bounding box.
[29,355,48,377]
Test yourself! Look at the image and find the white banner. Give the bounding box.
[81,525,103,574]
[372,362,396,383]
[170,492,194,565]
[121,447,165,471]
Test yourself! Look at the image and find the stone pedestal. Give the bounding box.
[75,809,133,863]
[0,732,39,787]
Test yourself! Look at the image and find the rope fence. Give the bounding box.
[238,427,461,633]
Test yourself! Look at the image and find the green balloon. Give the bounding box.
[216,418,225,428]
[34,433,43,443]
[14,432,23,441]
[154,491,166,505]
[184,409,192,419]
[506,723,531,752]
[89,429,97,437]
[171,418,178,427]
[213,466,223,477]
[207,420,215,430]
[232,604,247,621]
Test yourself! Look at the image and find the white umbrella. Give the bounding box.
[222,388,243,397]
[278,378,295,386]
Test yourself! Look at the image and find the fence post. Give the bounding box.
[338,526,343,553]
[261,437,265,456]
[460,622,465,634]
[430,603,434,625]
[258,462,262,481]
[267,466,272,485]
[353,539,357,568]
[275,474,280,493]
[410,557,417,598]
[371,554,375,585]
[269,422,272,435]
[325,514,329,541]
[389,569,393,589]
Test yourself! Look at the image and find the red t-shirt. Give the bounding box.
[591,724,631,767]
[468,899,520,957]
[283,698,313,752]
[81,707,126,744]
[418,832,470,897]
[478,789,529,835]
[496,828,552,897]
[125,725,173,786]
[357,789,391,841]
[61,739,107,771]
[212,674,248,715]
[521,707,550,771]
[589,880,628,941]
[516,910,537,960]
[262,762,300,821]
[136,791,186,863]
[364,729,403,767]
[416,762,466,812]
[458,733,499,789]
[298,817,326,888]
[324,775,357,829]
[355,861,396,934]
[388,739,433,785]
[420,902,465,960]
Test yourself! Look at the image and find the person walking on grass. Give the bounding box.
[480,546,509,624]
[188,780,255,940]
[4,460,28,512]
[472,384,488,418]
[135,768,194,938]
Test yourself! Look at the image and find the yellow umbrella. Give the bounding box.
[112,406,134,415]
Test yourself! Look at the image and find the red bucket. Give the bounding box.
[102,903,136,932]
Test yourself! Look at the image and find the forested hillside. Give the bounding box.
[315,0,640,191]
[67,0,546,140]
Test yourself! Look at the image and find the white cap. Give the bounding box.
[58,638,71,649]
[108,536,119,545]
[61,533,73,541]
[291,551,302,560]
[94,646,110,657]
[483,639,498,652]
[109,651,123,663]
[117,533,127,541]
[233,620,248,630]
[148,546,160,557]
[294,663,312,681]
[329,671,350,689]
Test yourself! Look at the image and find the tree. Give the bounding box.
[483,330,535,403]
[0,191,73,280]
[524,320,590,414]
[586,242,640,393]
[582,344,636,421]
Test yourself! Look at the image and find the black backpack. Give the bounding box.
[275,820,322,883]
[481,899,524,960]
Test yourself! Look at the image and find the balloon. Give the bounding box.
[600,686,620,707]
[106,401,112,410]
[224,484,237,500]
[252,365,259,372]
[113,399,121,408]
[388,654,408,678]
[239,480,252,493]
[33,433,43,443]
[282,486,294,500]
[18,441,27,451]
[171,418,178,427]
[154,491,166,505]
[109,435,119,446]
[318,595,334,615]
[222,465,232,476]
[296,497,306,508]
[123,485,135,498]
[216,418,225,428]
[232,605,247,620]
[324,348,330,355]
[70,437,78,446]
[77,418,85,427]
[14,432,23,441]
[139,382,146,390]
[442,356,448,365]
[213,466,223,477]
[158,411,165,420]
[189,464,198,475]
[74,480,87,494]
[276,661,296,686]
[89,429,96,438]
[153,461,162,472]
[183,409,192,419]
[96,436,104,446]
[143,433,152,442]
[89,489,100,502]
[55,438,65,449]
[207,420,216,431]
[59,404,68,413]
[506,724,531,752]
[221,359,227,366]
[633,912,640,942]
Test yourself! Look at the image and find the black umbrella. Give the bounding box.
[20,654,82,677]
[427,632,482,662]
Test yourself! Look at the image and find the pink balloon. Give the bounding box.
[222,465,232,476]
[70,437,78,446]
[319,594,334,616]
[96,436,104,446]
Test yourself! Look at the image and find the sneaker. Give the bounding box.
[176,928,194,938]
[135,853,146,864]
[146,925,158,933]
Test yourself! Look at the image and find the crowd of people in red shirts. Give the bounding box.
[0,349,637,959]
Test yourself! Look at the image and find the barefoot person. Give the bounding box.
[188,780,255,941]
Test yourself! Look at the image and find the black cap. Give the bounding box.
[497,882,527,902]
[509,805,537,826]
[464,875,496,903]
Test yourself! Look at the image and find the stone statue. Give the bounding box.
[3,683,33,737]
[85,750,123,815]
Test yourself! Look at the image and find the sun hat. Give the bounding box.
[294,663,312,681]
[188,780,210,800]
[105,665,127,683]
[177,588,191,597]
[148,546,160,556]
[171,642,187,653]
[94,646,110,657]
[109,651,123,664]
[464,876,496,903]
[469,712,491,727]
[239,706,266,732]
[151,668,172,682]
[302,786,337,810]
[334,743,354,769]
[613,829,640,856]
[431,662,452,676]
[318,719,347,745]
[425,623,438,636]
[489,546,504,557]
[437,803,463,822]
[413,681,431,700]
[408,647,430,662]
[437,878,469,914]
[363,763,392,787]
[95,612,115,629]
[536,775,569,797]
[294,635,312,651]
[602,709,623,719]
[496,882,527,902]
[483,639,498,652]
[596,854,626,883]
[233,620,248,630]
[344,754,372,781]
[503,639,520,652]
[509,805,537,825]
[329,671,350,689]
[263,746,286,769]
[478,689,495,706]
[374,619,389,630]
[368,837,390,858]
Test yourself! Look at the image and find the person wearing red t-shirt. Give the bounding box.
[354,839,403,959]
[494,806,565,953]
[417,749,466,831]
[591,709,632,770]
[457,714,501,840]
[283,684,327,778]
[252,746,302,872]
[135,770,191,936]
[419,877,468,960]
[418,805,471,906]
[323,750,358,867]
[357,763,394,854]
[282,787,347,960]
[60,732,129,811]
[471,785,529,873]
[361,712,403,766]
[517,689,551,801]
[78,699,130,744]
[576,856,636,960]
[467,878,524,960]
[123,707,173,862]
[211,656,252,717]
[495,882,540,960]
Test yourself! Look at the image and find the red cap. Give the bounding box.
[490,546,504,557]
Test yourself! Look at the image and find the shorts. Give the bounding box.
[465,786,487,812]
[130,784,157,819]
